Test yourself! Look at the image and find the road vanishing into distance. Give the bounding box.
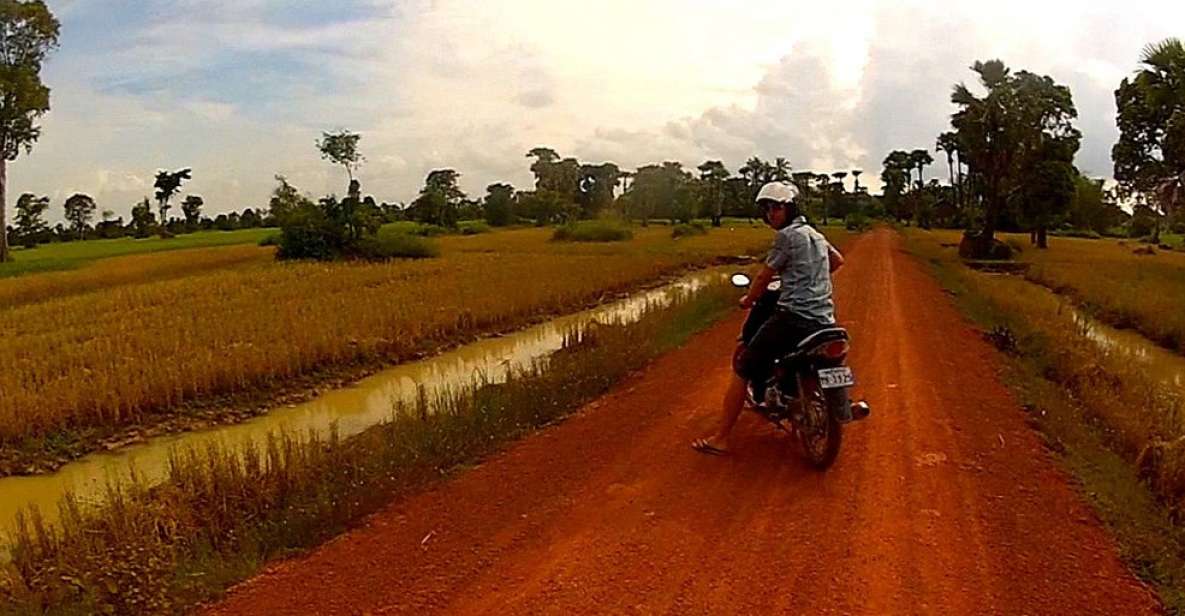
[207,229,1159,615]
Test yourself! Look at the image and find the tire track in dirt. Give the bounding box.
[207,228,1160,615]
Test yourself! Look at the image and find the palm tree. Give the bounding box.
[697,160,730,227]
[909,149,934,191]
[935,133,958,187]
[831,171,848,192]
[773,157,791,182]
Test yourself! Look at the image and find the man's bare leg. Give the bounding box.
[694,374,748,454]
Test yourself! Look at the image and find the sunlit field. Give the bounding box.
[918,229,1185,351]
[0,224,846,453]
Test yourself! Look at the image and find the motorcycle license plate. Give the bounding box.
[818,367,854,389]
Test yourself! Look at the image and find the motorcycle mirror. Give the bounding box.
[730,273,751,288]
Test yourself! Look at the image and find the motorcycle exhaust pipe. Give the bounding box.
[850,400,871,421]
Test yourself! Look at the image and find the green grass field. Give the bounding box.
[0,228,275,278]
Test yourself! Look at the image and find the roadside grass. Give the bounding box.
[0,229,274,278]
[0,279,738,616]
[921,229,1185,353]
[906,229,1185,611]
[0,225,787,471]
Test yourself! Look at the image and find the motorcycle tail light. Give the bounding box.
[816,340,849,360]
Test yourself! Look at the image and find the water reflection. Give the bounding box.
[0,271,720,548]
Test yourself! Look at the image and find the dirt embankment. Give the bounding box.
[208,228,1159,615]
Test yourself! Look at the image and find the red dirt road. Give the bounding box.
[208,229,1159,615]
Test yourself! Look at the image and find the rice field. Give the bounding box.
[0,224,826,452]
[921,229,1185,351]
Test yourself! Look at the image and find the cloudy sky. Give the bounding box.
[10,0,1185,219]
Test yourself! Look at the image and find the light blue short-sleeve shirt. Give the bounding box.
[764,216,837,325]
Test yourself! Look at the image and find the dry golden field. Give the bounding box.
[0,224,829,447]
[921,229,1185,351]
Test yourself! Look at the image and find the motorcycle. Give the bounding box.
[731,272,870,469]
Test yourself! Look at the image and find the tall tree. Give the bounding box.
[62,193,96,239]
[1114,38,1185,223]
[483,183,515,227]
[153,168,191,232]
[12,191,46,244]
[950,60,1080,253]
[317,130,364,186]
[0,0,59,261]
[409,168,466,227]
[935,132,958,188]
[577,162,621,218]
[773,157,791,182]
[909,149,934,190]
[851,169,863,193]
[935,131,962,211]
[625,163,693,225]
[130,197,156,238]
[881,151,913,222]
[268,175,312,225]
[697,160,729,227]
[181,194,204,228]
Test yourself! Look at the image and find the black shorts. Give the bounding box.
[734,309,828,382]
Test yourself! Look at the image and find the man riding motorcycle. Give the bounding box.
[692,181,844,456]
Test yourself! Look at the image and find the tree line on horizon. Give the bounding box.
[0,0,1182,261]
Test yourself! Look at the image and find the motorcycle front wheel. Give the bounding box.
[799,378,842,470]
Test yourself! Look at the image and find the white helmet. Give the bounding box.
[755,181,799,205]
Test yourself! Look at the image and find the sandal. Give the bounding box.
[691,438,729,456]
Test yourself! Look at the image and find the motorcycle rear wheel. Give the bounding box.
[799,380,842,470]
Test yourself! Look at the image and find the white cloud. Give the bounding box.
[9,0,1185,220]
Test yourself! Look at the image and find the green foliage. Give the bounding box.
[483,183,516,226]
[624,162,696,224]
[950,59,1081,249]
[181,195,204,227]
[153,168,192,226]
[355,229,439,260]
[1067,173,1125,234]
[130,198,156,239]
[1114,38,1185,216]
[0,0,61,262]
[697,160,729,226]
[514,189,568,225]
[268,175,312,226]
[458,221,490,235]
[257,233,280,247]
[275,193,383,261]
[406,169,465,228]
[1130,204,1159,239]
[552,220,633,242]
[317,130,364,183]
[845,212,869,232]
[63,193,96,239]
[671,221,708,238]
[12,192,49,247]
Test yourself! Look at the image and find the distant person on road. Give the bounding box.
[692,181,844,456]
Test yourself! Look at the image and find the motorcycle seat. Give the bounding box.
[795,327,849,350]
